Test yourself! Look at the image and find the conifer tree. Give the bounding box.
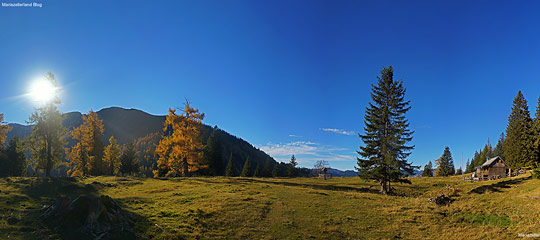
[120,142,139,176]
[356,66,415,194]
[203,126,223,176]
[262,157,273,177]
[0,114,11,146]
[272,163,279,177]
[505,91,536,169]
[492,133,505,158]
[103,136,122,175]
[465,159,470,173]
[26,72,65,177]
[0,137,26,177]
[422,161,433,177]
[154,101,206,177]
[241,156,251,177]
[66,110,105,176]
[287,154,297,177]
[456,167,463,175]
[225,152,235,177]
[435,146,454,176]
[253,163,261,177]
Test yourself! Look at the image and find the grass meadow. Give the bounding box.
[0,173,538,239]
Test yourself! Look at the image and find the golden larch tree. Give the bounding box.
[154,102,206,177]
[0,114,12,145]
[66,110,105,176]
[103,136,122,175]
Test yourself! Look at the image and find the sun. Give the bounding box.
[30,78,57,103]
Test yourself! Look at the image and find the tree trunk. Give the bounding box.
[380,181,387,194]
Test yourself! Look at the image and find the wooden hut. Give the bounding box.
[476,156,510,180]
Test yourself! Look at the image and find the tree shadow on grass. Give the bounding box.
[2,177,153,240]
[234,178,380,194]
[469,176,531,194]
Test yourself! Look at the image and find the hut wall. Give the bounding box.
[488,167,506,178]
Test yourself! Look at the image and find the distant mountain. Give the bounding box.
[324,168,359,177]
[6,107,277,175]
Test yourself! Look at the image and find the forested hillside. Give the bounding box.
[6,107,277,177]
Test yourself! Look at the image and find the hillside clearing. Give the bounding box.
[0,174,538,239]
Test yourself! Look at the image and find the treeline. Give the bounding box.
[465,90,540,173]
[0,72,309,178]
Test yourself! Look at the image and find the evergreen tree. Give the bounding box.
[120,142,139,176]
[0,113,12,146]
[435,146,454,176]
[225,152,235,177]
[356,66,415,194]
[456,167,463,175]
[241,156,251,177]
[272,163,279,177]
[203,126,223,176]
[103,136,122,175]
[534,95,540,163]
[465,159,470,174]
[492,133,505,158]
[287,154,298,177]
[262,157,273,177]
[253,163,261,177]
[26,72,65,177]
[505,91,536,169]
[0,137,27,177]
[422,161,433,177]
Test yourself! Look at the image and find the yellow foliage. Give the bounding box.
[154,102,206,177]
[104,136,122,175]
[66,110,105,176]
[0,113,12,145]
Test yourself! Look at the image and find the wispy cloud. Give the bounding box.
[288,134,302,138]
[258,141,355,166]
[320,128,356,136]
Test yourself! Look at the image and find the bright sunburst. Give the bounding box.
[30,78,57,103]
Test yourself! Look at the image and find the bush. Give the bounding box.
[532,164,540,179]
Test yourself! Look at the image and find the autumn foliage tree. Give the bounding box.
[154,102,207,177]
[103,136,122,175]
[0,113,12,145]
[66,110,105,176]
[26,72,65,177]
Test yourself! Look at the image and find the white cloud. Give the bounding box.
[257,141,355,166]
[288,134,302,138]
[320,128,356,136]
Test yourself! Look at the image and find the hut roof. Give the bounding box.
[477,156,507,169]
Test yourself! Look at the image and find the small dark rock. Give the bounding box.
[429,194,453,206]
[7,216,18,225]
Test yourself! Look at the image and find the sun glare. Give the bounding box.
[30,79,57,103]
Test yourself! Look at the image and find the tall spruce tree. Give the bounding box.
[534,95,540,164]
[505,91,536,169]
[240,156,251,177]
[492,133,505,159]
[287,154,297,177]
[204,126,223,176]
[435,146,454,176]
[120,142,139,176]
[262,157,273,177]
[356,66,415,194]
[422,161,433,177]
[225,152,235,177]
[253,163,261,177]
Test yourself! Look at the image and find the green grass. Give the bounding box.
[0,173,539,239]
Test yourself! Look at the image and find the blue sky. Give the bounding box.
[2,0,540,170]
